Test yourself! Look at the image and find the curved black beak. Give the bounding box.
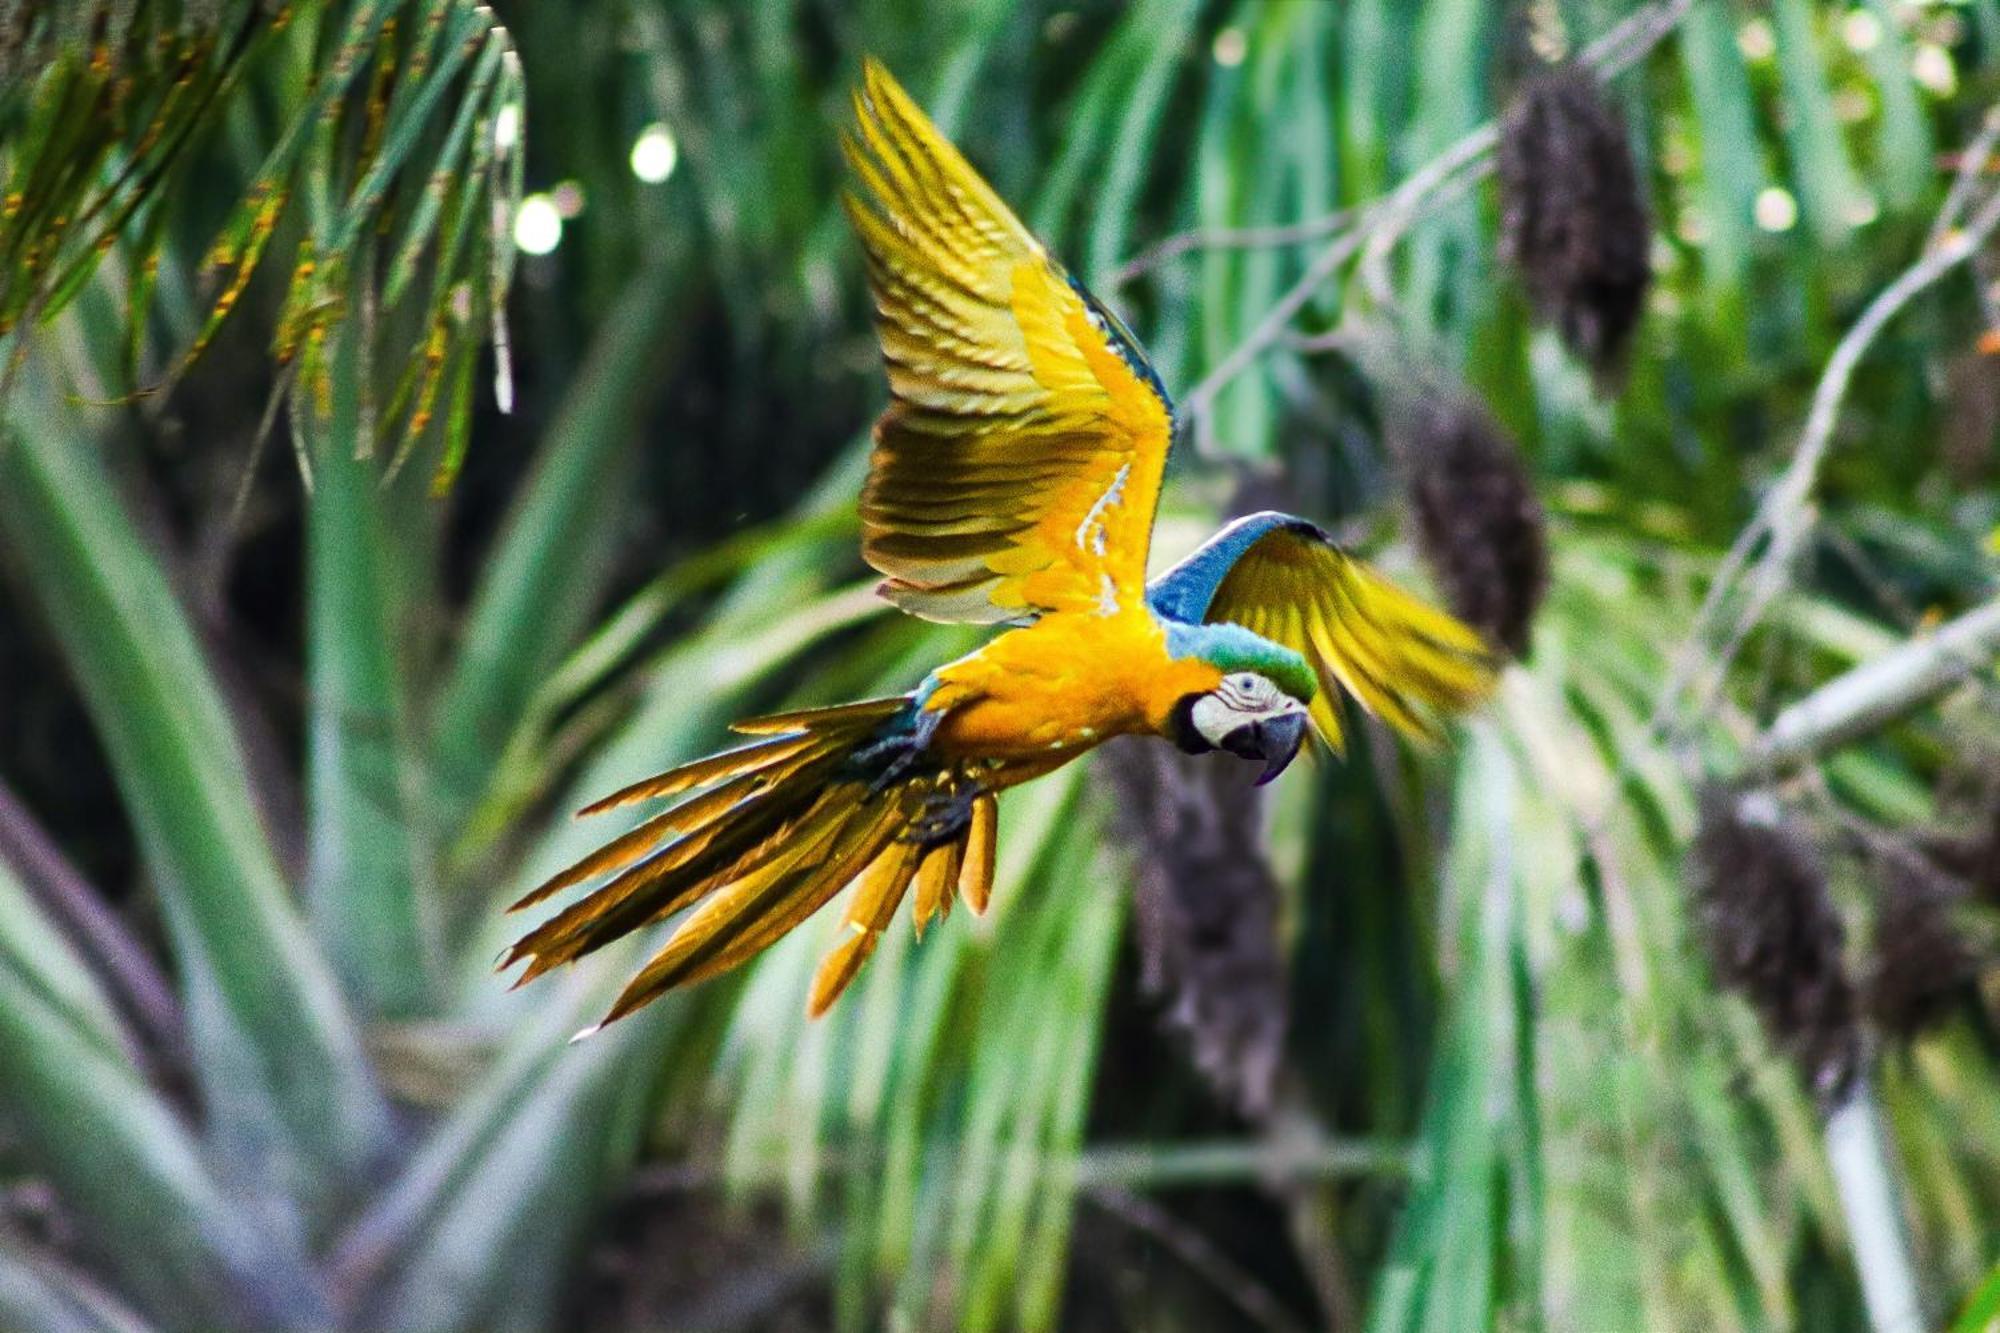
[1220,710,1309,786]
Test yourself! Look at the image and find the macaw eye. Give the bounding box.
[1227,673,1276,706]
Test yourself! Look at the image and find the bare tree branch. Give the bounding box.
[1927,107,2000,255]
[1655,168,2000,734]
[1823,1087,1927,1333]
[1752,598,2000,772]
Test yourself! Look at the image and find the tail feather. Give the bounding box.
[912,837,963,938]
[505,700,906,966]
[808,835,925,1017]
[664,788,908,976]
[511,741,842,916]
[598,793,865,1023]
[503,769,832,983]
[519,805,685,911]
[730,695,912,737]
[502,695,990,1027]
[576,731,823,818]
[959,791,997,915]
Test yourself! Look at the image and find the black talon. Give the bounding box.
[860,706,944,795]
[906,778,980,847]
[847,708,980,842]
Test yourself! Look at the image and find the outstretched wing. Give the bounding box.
[1148,512,1497,750]
[845,58,1175,623]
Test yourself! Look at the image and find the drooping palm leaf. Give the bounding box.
[0,0,522,487]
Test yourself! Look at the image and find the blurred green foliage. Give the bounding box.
[1,0,1999,1330]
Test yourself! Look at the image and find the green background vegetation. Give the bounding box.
[1,0,1999,1329]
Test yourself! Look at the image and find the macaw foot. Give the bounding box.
[907,777,981,847]
[854,705,943,795]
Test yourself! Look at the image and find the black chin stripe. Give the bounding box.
[1168,695,1214,755]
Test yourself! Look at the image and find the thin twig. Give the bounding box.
[1668,511,1809,751]
[1581,0,1698,74]
[1181,226,1372,442]
[1283,328,1365,356]
[1654,174,2000,733]
[1821,527,1926,632]
[1084,1185,1310,1333]
[1927,106,2000,255]
[1192,117,1498,419]
[1779,188,2000,550]
[627,1133,1415,1197]
[1111,208,1357,289]
[1356,146,1498,308]
[202,358,301,615]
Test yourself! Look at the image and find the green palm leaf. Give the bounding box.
[0,366,390,1224]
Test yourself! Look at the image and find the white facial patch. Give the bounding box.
[1190,694,1238,748]
[1193,673,1302,747]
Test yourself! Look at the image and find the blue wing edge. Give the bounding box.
[1145,510,1324,624]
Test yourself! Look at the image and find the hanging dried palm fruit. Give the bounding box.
[1864,845,1980,1041]
[1100,736,1288,1120]
[1497,63,1652,384]
[1390,388,1549,659]
[1691,788,1860,1104]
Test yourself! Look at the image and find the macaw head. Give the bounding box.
[1164,623,1318,786]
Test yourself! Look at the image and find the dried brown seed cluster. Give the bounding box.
[1917,778,2000,907]
[1497,63,1652,383]
[1865,846,1979,1040]
[1391,390,1549,659]
[1691,788,1859,1103]
[1100,736,1286,1120]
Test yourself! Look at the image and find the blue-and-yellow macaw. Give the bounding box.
[504,60,1494,1029]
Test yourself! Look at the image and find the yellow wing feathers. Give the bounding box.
[1206,530,1496,751]
[846,58,1175,622]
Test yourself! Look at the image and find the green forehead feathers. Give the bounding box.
[1164,621,1318,703]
